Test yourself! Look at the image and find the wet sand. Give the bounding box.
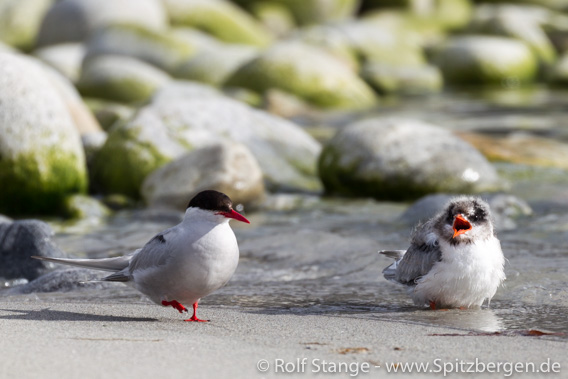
[0,297,565,379]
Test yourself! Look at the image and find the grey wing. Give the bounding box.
[103,227,178,282]
[393,241,441,285]
[387,220,442,285]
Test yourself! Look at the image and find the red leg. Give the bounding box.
[184,302,209,322]
[429,301,437,310]
[162,300,188,313]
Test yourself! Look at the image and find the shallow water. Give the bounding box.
[4,90,568,338]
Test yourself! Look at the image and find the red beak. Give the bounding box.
[219,209,250,224]
[452,214,472,238]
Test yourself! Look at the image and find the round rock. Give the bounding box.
[0,220,64,281]
[434,35,538,86]
[0,52,87,214]
[318,118,505,200]
[142,143,264,210]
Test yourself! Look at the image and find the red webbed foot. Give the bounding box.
[184,302,209,322]
[162,300,188,313]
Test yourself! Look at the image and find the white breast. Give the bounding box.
[411,237,505,308]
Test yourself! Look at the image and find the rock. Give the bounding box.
[0,215,12,223]
[40,62,104,136]
[162,0,272,47]
[467,4,557,66]
[151,80,225,104]
[77,55,171,103]
[36,0,167,47]
[549,52,568,86]
[434,36,538,86]
[82,131,108,169]
[0,220,64,281]
[318,118,505,200]
[362,0,473,30]
[0,53,87,214]
[0,0,54,51]
[7,268,116,294]
[85,24,195,74]
[62,194,111,219]
[361,62,443,95]
[247,1,296,37]
[458,132,568,169]
[33,43,86,83]
[226,41,377,110]
[237,0,360,26]
[173,41,258,86]
[142,143,265,210]
[401,193,532,231]
[84,98,136,131]
[92,96,321,197]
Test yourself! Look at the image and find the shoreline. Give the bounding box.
[1,296,565,378]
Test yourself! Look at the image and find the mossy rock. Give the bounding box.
[434,36,538,86]
[86,24,195,73]
[93,95,321,197]
[318,118,505,200]
[362,62,443,94]
[0,53,87,215]
[225,41,378,110]
[62,194,111,219]
[549,52,568,86]
[0,0,54,51]
[77,55,171,103]
[163,0,272,47]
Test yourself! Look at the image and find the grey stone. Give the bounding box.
[318,117,505,200]
[93,96,322,197]
[33,43,86,83]
[77,55,171,103]
[0,0,53,50]
[142,143,265,210]
[0,220,64,281]
[36,0,167,47]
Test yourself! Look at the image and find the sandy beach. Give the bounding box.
[0,294,565,379]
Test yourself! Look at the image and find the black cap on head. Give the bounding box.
[187,190,233,212]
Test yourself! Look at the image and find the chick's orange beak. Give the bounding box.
[452,214,472,238]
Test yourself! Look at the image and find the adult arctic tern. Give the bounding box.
[33,190,250,322]
[380,196,505,309]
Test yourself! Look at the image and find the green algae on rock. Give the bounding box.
[225,41,377,110]
[434,36,538,86]
[0,0,53,51]
[85,24,195,74]
[93,94,321,198]
[318,118,505,201]
[0,53,87,214]
[77,55,171,103]
[162,0,272,47]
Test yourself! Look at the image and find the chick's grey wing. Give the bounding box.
[394,241,441,285]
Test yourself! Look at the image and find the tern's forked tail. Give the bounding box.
[31,255,131,272]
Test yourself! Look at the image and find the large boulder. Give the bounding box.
[92,93,321,197]
[77,55,171,103]
[0,220,64,281]
[434,36,538,86]
[0,53,87,214]
[318,118,505,200]
[226,41,377,110]
[142,143,265,210]
[36,0,167,46]
[162,0,272,47]
[0,0,54,51]
[85,24,195,74]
